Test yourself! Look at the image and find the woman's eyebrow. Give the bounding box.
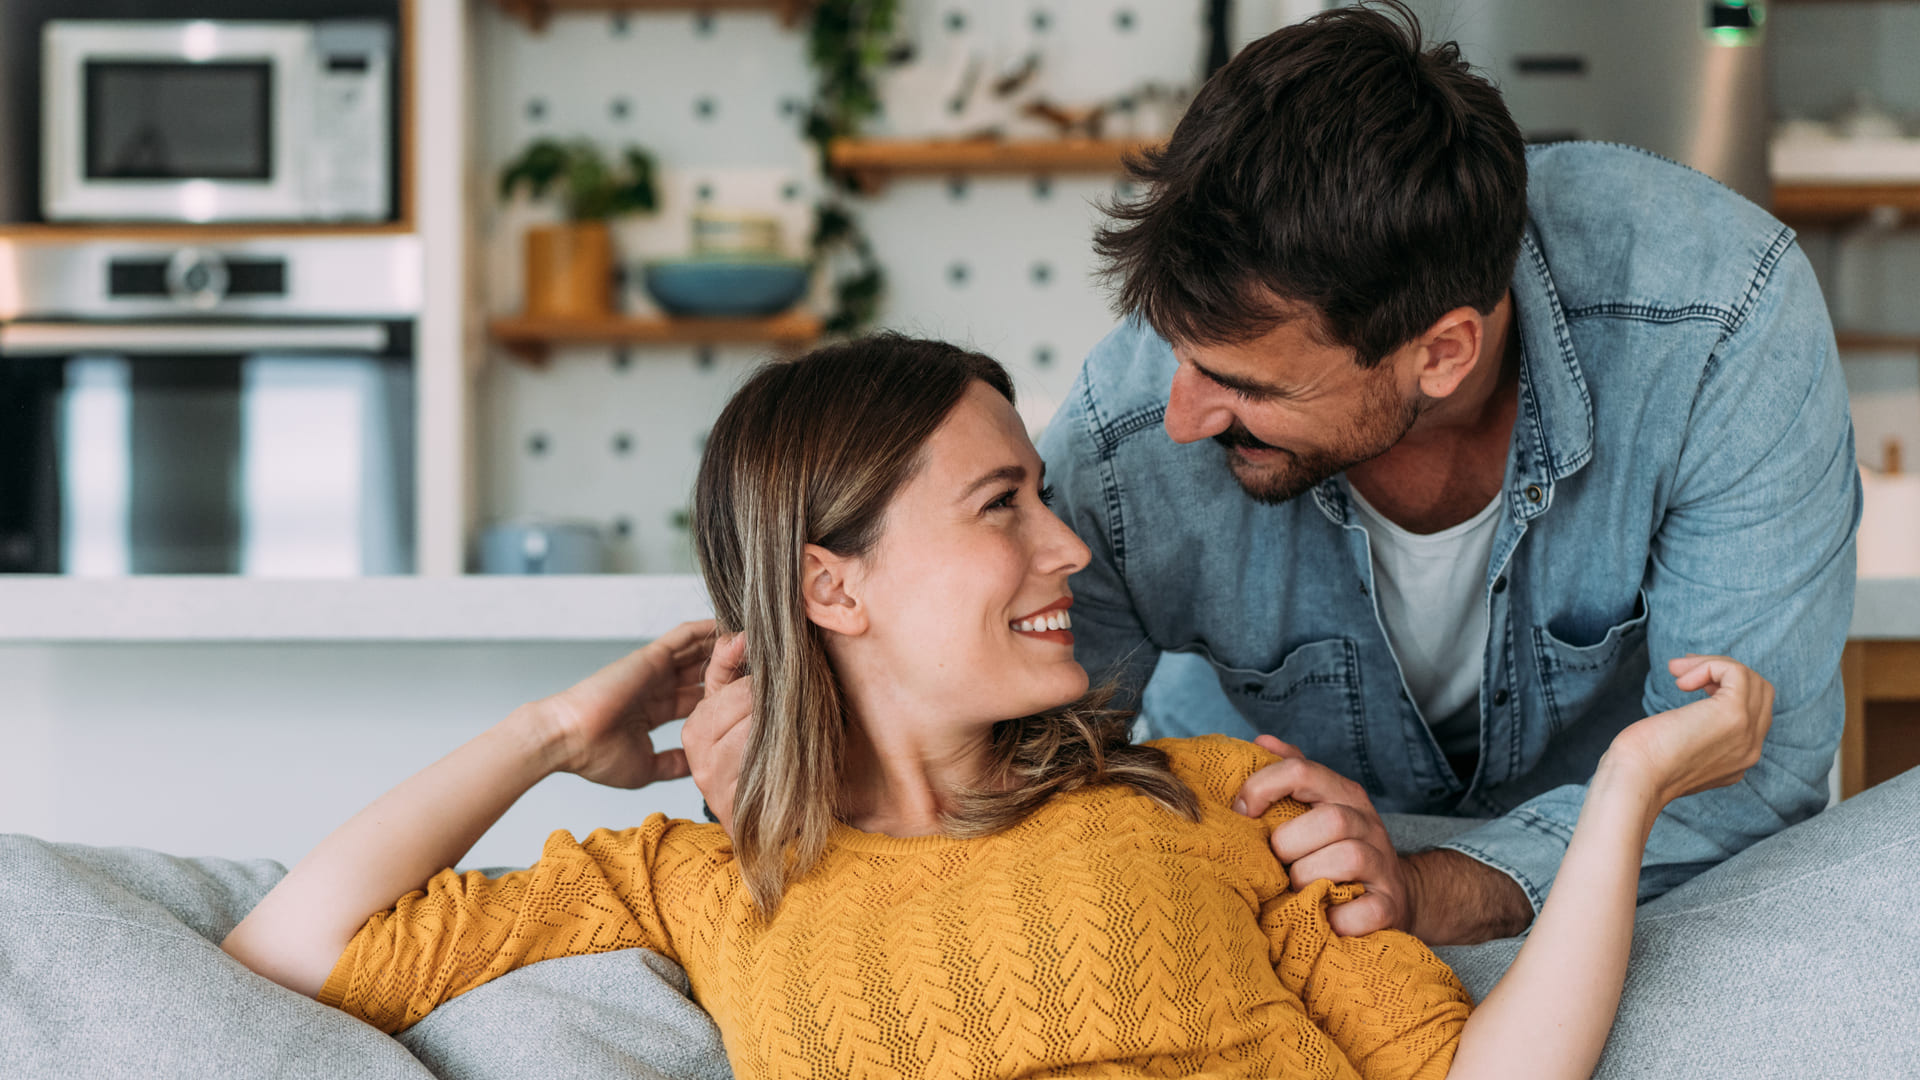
[960,464,1026,501]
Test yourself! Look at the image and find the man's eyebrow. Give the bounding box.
[960,464,1026,500]
[1190,358,1288,399]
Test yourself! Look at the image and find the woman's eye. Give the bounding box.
[1039,483,1056,506]
[987,488,1019,511]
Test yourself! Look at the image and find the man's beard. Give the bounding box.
[1213,374,1422,506]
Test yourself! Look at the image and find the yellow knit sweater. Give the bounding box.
[319,735,1470,1077]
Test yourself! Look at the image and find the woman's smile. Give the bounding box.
[1011,597,1074,644]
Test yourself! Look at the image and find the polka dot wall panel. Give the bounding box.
[477,1,1219,573]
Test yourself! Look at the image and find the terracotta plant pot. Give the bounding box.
[524,222,613,319]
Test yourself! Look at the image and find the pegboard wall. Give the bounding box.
[475,0,1920,574]
[475,1,1292,574]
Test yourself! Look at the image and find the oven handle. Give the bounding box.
[0,322,389,355]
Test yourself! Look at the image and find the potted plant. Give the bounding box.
[498,139,658,319]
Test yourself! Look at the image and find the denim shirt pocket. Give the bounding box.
[1187,637,1379,793]
[1530,589,1651,736]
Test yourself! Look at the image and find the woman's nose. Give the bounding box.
[1041,506,1092,577]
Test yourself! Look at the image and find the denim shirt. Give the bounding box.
[1037,142,1861,915]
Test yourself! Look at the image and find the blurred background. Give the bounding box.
[2,0,1917,868]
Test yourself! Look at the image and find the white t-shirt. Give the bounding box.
[1346,484,1501,761]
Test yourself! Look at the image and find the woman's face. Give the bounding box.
[841,380,1093,725]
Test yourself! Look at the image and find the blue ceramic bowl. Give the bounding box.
[641,258,811,317]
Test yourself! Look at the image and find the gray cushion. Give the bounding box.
[0,836,731,1080]
[1427,768,1920,1078]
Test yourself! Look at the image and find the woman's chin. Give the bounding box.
[1025,665,1090,714]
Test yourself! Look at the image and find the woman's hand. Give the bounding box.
[681,632,754,834]
[535,619,717,789]
[1601,654,1775,810]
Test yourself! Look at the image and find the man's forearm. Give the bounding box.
[1402,848,1534,945]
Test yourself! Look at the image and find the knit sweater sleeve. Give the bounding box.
[1260,881,1470,1080]
[316,813,722,1034]
[1153,735,1471,1080]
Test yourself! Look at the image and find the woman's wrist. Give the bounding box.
[503,703,578,778]
[1589,751,1666,836]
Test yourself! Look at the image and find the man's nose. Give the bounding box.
[1164,364,1233,444]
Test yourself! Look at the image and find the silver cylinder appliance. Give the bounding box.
[1396,0,1771,206]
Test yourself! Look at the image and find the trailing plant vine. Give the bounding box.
[804,0,898,335]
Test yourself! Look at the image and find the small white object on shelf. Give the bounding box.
[1772,130,1920,185]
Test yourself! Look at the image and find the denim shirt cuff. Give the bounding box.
[1434,807,1579,919]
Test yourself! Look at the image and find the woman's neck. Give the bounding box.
[838,702,1000,838]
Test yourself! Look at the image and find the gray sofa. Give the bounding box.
[5,768,1918,1078]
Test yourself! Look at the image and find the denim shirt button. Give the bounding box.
[1492,575,1508,594]
[1524,484,1545,504]
[1493,688,1510,707]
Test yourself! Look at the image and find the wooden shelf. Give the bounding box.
[491,0,812,31]
[1836,332,1920,353]
[489,310,822,364]
[0,222,414,244]
[828,137,1161,192]
[1772,183,1920,228]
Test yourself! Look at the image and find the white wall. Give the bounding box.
[0,642,704,870]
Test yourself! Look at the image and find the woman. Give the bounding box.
[222,335,1772,1079]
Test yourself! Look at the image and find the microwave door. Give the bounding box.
[42,22,312,222]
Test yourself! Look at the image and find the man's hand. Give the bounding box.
[681,632,753,835]
[1235,734,1533,944]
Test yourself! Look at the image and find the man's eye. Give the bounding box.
[1227,384,1261,403]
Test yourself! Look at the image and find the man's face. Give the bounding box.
[1163,313,1422,505]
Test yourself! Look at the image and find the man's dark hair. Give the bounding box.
[1094,0,1527,368]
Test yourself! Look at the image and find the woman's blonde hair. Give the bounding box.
[693,334,1199,915]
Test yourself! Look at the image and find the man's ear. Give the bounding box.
[1411,305,1485,400]
[800,544,867,637]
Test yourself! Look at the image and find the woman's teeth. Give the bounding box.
[1012,611,1073,633]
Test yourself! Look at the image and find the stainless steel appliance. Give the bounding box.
[0,236,419,575]
[1397,0,1771,205]
[41,19,392,223]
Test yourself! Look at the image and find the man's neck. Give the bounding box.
[1345,293,1522,534]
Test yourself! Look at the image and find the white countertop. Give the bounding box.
[0,574,1914,643]
[0,575,712,643]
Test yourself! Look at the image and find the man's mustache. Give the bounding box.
[1213,423,1284,453]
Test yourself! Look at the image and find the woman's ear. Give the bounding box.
[801,544,868,637]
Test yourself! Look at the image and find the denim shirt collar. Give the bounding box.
[1310,219,1597,528]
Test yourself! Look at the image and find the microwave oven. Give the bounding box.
[41,19,392,223]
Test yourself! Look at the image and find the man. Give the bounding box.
[1036,1,1857,946]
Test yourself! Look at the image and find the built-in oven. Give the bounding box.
[41,18,392,223]
[0,236,418,575]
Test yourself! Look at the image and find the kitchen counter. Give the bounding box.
[0,575,711,643]
[1850,576,1920,640]
[0,574,1914,643]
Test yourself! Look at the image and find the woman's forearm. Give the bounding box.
[1447,756,1660,1080]
[220,706,568,999]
